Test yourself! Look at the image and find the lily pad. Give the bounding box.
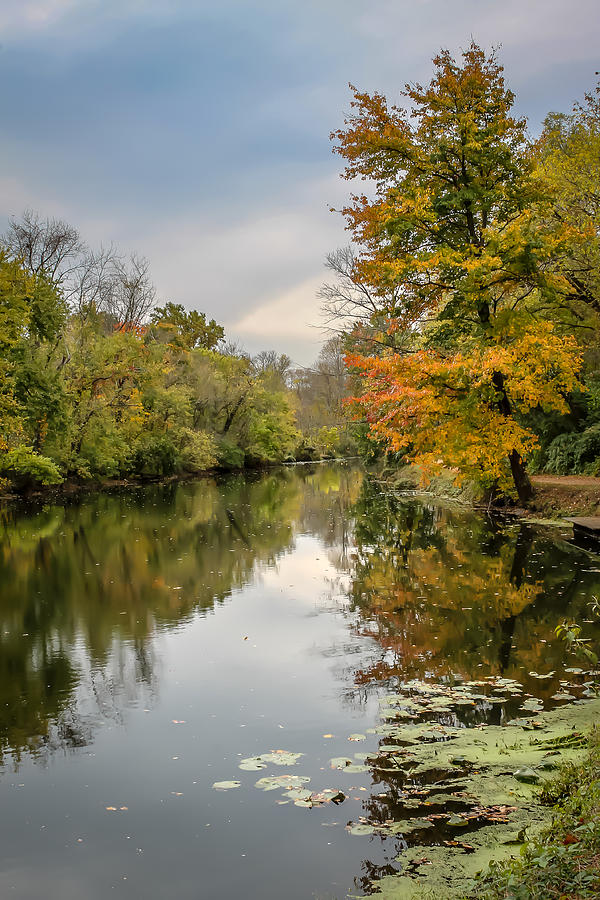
[348,733,366,742]
[285,789,312,801]
[348,824,374,836]
[330,757,353,769]
[447,814,469,827]
[239,750,303,770]
[521,699,544,712]
[255,775,310,792]
[213,780,241,791]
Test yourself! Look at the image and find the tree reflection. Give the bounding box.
[0,464,362,765]
[348,481,600,690]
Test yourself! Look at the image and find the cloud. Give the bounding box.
[229,273,326,358]
[1,0,597,365]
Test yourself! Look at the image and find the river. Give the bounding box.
[0,462,599,899]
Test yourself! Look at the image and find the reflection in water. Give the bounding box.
[0,465,599,899]
[0,465,361,766]
[347,481,600,696]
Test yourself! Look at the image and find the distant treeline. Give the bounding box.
[0,211,353,492]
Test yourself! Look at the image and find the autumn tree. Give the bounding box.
[536,81,600,339]
[332,43,582,502]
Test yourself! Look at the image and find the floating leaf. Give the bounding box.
[447,814,469,827]
[348,824,374,836]
[212,781,241,791]
[254,775,310,792]
[330,757,353,769]
[285,789,312,801]
[348,734,366,742]
[514,767,539,785]
[521,699,544,712]
[239,751,303,770]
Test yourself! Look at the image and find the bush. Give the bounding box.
[130,435,178,477]
[0,446,63,489]
[178,428,217,472]
[545,425,600,475]
[216,438,245,469]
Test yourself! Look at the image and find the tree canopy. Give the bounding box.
[332,43,590,501]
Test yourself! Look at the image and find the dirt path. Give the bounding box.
[532,475,600,488]
[529,474,600,516]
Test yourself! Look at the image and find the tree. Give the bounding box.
[4,210,84,286]
[332,43,582,502]
[150,302,224,350]
[536,82,600,336]
[319,246,404,353]
[251,350,292,389]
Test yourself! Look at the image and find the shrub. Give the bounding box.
[216,438,245,469]
[0,446,63,489]
[545,425,600,475]
[178,428,217,472]
[130,435,178,477]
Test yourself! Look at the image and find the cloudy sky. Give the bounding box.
[0,0,598,363]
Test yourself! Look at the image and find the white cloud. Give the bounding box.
[230,272,325,339]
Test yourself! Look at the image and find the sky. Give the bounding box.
[0,0,598,364]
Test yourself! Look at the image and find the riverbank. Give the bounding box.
[373,464,600,520]
[0,457,349,504]
[528,475,600,518]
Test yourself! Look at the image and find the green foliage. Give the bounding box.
[245,390,299,464]
[0,446,63,488]
[150,302,224,350]
[216,439,245,469]
[178,428,217,472]
[545,425,600,475]
[0,214,345,492]
[314,425,340,457]
[130,435,179,478]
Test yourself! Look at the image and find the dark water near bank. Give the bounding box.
[0,463,599,899]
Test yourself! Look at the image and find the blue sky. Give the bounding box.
[0,0,598,363]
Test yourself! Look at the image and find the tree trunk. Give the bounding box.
[490,371,534,504]
[509,449,533,505]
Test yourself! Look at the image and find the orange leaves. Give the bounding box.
[345,328,582,494]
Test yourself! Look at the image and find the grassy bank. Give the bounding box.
[470,731,600,899]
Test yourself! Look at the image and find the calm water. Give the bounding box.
[0,463,599,899]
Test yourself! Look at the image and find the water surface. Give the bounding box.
[0,464,599,898]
